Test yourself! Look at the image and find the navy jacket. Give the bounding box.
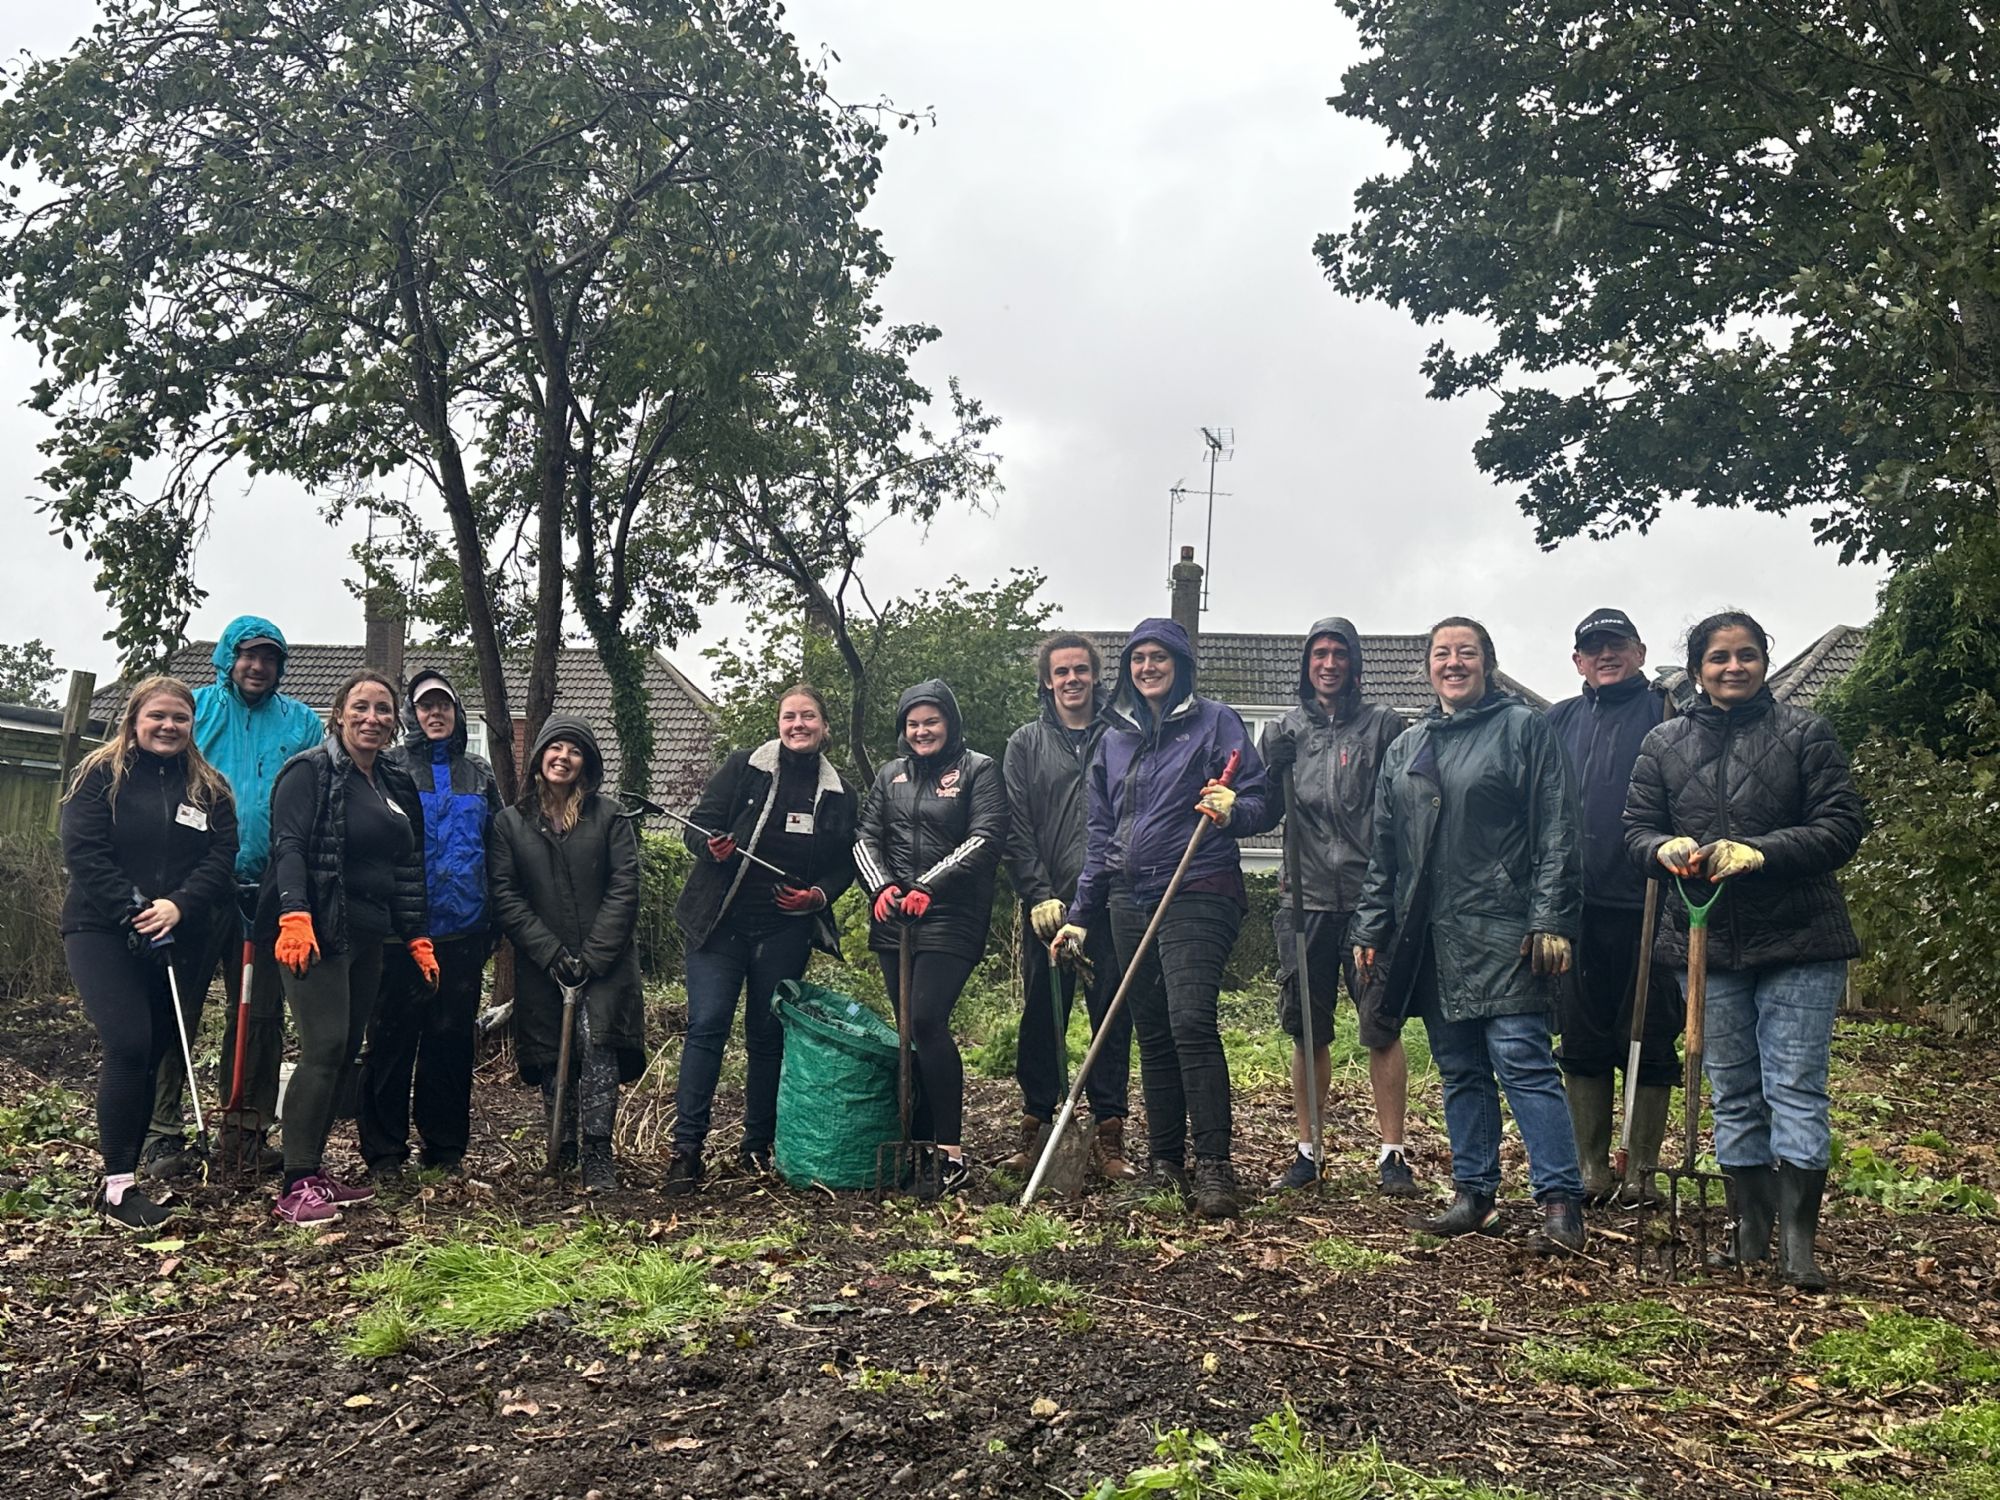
[1070,617,1270,922]
[1545,673,1669,910]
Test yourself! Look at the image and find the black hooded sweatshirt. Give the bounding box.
[853,679,1009,961]
[1258,617,1407,912]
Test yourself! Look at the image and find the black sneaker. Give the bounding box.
[139,1136,202,1182]
[661,1151,703,1197]
[1271,1150,1320,1191]
[1135,1158,1191,1200]
[736,1144,773,1177]
[1192,1158,1243,1219]
[581,1140,618,1194]
[96,1186,175,1232]
[1409,1189,1501,1237]
[367,1159,407,1189]
[1377,1150,1421,1199]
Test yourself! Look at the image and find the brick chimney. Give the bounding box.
[363,585,406,690]
[1170,545,1203,648]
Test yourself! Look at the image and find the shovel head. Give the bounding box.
[1028,1114,1098,1200]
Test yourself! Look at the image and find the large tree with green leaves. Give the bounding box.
[0,0,928,796]
[1319,2,2000,565]
[0,640,60,710]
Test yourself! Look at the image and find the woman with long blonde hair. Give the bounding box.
[61,677,239,1229]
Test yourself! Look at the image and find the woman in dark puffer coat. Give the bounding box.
[490,716,645,1193]
[1624,610,1866,1291]
[853,680,1008,1193]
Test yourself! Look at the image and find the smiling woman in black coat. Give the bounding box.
[61,676,238,1231]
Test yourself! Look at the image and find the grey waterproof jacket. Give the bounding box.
[1259,617,1406,913]
[1623,687,1864,972]
[1351,692,1583,1023]
[1002,683,1112,908]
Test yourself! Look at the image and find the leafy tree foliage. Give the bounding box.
[1320,2,2000,565]
[703,570,1053,783]
[0,640,60,709]
[1819,527,2000,756]
[0,0,943,797]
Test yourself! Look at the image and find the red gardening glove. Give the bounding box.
[899,887,933,919]
[774,885,826,913]
[408,937,441,988]
[274,912,320,975]
[706,833,737,863]
[872,885,904,922]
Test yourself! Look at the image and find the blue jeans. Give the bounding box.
[1694,960,1843,1170]
[675,918,814,1156]
[1424,1008,1584,1202]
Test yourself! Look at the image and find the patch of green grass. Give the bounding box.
[0,1085,87,1149]
[1087,1407,1536,1499]
[1138,1189,1186,1215]
[973,1204,1077,1257]
[1457,1294,1498,1320]
[854,1363,931,1392]
[1117,1233,1160,1253]
[1834,1466,2000,1500]
[1564,1300,1708,1354]
[1909,1129,1951,1153]
[1516,1339,1649,1390]
[882,1246,954,1274]
[1806,1311,2000,1394]
[1306,1236,1404,1275]
[1898,1399,2000,1461]
[1834,1141,1995,1216]
[681,1223,804,1261]
[978,1264,1081,1310]
[346,1221,752,1356]
[1059,1307,1096,1334]
[1514,1301,1704,1391]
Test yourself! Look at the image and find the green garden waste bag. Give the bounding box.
[772,979,901,1190]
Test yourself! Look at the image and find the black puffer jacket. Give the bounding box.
[262,736,427,955]
[1623,688,1865,971]
[1259,617,1406,913]
[489,716,646,1086]
[1352,692,1582,1023]
[674,738,856,953]
[1002,683,1111,908]
[854,680,1009,961]
[60,751,240,940]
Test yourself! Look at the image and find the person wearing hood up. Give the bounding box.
[262,672,436,1225]
[1544,609,1683,1207]
[489,715,647,1193]
[853,679,1009,1195]
[1056,618,1272,1219]
[666,683,856,1195]
[1351,618,1589,1253]
[1258,618,1416,1196]
[358,670,501,1181]
[141,615,322,1183]
[1001,634,1136,1182]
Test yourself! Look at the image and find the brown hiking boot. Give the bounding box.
[1092,1116,1138,1181]
[998,1114,1045,1175]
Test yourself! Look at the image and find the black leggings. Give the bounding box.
[67,931,187,1176]
[877,949,977,1148]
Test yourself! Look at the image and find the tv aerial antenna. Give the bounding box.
[1198,426,1234,610]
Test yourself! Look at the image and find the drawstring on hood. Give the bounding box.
[895,678,965,780]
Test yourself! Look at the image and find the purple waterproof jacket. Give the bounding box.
[1070,617,1271,922]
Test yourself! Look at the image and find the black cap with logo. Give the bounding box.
[1573,608,1642,647]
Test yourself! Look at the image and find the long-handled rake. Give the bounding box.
[876,922,940,1198]
[1644,876,1727,1278]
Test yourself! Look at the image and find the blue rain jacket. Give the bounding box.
[192,615,325,884]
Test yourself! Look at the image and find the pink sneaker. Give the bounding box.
[272,1177,340,1225]
[311,1173,375,1206]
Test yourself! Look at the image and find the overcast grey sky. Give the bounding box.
[1,2,1883,705]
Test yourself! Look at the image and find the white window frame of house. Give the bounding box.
[462,717,489,762]
[1231,704,1292,749]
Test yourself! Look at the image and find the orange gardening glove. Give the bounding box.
[275,912,320,975]
[408,937,440,988]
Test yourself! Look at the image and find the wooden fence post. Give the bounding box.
[48,669,96,829]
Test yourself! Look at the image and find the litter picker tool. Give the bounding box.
[649,803,788,878]
[1023,749,1241,1207]
[875,921,940,1198]
[1283,768,1324,1186]
[1645,875,1728,1278]
[545,969,588,1175]
[1024,941,1097,1199]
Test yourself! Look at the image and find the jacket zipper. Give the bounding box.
[156,759,174,899]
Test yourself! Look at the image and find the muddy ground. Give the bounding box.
[2,986,1997,1499]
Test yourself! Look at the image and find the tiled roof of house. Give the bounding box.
[94,643,716,801]
[1083,630,1552,713]
[1769,625,1868,710]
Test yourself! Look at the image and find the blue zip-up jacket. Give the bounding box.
[1070,618,1271,922]
[1545,673,1668,910]
[192,615,325,885]
[387,668,500,940]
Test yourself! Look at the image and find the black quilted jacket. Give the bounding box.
[1622,688,1865,971]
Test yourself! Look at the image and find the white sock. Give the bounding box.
[103,1172,135,1206]
[1377,1143,1405,1163]
[1296,1141,1317,1159]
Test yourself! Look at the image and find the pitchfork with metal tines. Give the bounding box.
[1645,876,1728,1278]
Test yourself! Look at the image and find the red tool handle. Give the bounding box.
[1213,749,1242,787]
